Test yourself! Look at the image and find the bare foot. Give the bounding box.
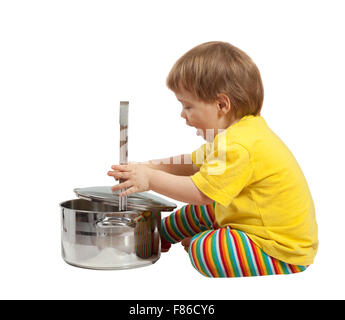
[161,237,171,252]
[181,237,192,252]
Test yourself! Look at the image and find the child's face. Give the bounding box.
[175,88,230,142]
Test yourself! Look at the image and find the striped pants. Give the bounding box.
[161,203,307,277]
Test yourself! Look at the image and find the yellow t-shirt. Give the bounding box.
[191,115,318,266]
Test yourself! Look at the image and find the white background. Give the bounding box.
[0,0,344,300]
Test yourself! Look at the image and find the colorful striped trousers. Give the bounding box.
[161,203,307,277]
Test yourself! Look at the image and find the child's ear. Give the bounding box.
[216,93,231,114]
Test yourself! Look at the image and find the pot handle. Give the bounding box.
[96,216,134,229]
[96,211,151,229]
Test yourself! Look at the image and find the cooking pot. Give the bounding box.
[60,186,176,270]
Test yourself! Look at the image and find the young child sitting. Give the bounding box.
[108,41,318,277]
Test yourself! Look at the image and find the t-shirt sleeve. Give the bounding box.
[190,143,253,207]
[191,143,207,169]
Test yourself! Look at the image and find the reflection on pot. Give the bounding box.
[96,216,136,254]
[134,211,153,259]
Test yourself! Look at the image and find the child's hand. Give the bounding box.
[107,163,154,197]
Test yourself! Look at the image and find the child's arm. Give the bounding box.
[108,163,212,205]
[148,170,213,205]
[141,154,199,176]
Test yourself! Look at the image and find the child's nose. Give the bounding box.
[180,110,186,120]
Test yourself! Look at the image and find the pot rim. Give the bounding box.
[59,198,141,215]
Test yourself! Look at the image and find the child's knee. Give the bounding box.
[187,232,215,277]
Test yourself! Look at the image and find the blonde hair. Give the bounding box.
[166,41,264,119]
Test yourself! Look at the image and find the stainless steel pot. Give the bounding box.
[60,186,176,270]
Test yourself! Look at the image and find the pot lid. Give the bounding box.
[74,186,177,211]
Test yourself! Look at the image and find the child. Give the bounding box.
[108,41,318,277]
